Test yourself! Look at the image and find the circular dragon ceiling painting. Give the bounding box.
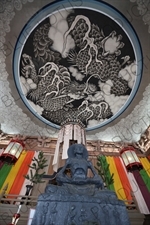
[13,0,142,131]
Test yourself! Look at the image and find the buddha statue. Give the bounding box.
[31,144,130,225]
[56,144,104,189]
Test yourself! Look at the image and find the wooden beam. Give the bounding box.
[0,130,147,156]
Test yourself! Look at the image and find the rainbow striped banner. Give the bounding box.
[17,151,39,200]
[0,151,35,196]
[0,164,12,189]
[140,157,150,176]
[128,172,150,214]
[102,155,150,212]
[105,156,132,202]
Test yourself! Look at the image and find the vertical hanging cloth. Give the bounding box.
[53,127,65,172]
[62,124,73,159]
[8,151,34,196]
[18,151,39,196]
[106,156,127,201]
[74,124,81,144]
[140,169,150,192]
[128,172,150,214]
[97,155,115,191]
[139,157,150,176]
[113,157,132,202]
[132,170,150,211]
[53,122,86,172]
[0,151,27,194]
[81,128,86,145]
[15,151,39,204]
[0,164,12,189]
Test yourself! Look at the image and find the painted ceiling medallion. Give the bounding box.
[13,0,142,131]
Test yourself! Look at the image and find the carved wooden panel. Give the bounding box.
[0,129,148,157]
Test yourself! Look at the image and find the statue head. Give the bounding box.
[67,144,88,160]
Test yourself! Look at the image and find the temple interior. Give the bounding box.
[0,0,150,224]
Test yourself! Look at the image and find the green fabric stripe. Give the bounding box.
[97,155,115,191]
[140,169,150,192]
[0,164,12,189]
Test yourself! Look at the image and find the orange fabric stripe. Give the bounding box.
[106,156,126,200]
[114,157,132,201]
[2,151,27,194]
[8,151,34,195]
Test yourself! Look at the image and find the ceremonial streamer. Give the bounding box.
[132,170,150,210]
[139,157,150,176]
[140,169,150,192]
[113,157,132,201]
[0,164,12,189]
[8,151,35,196]
[106,156,126,201]
[0,151,27,194]
[128,172,150,214]
[97,155,115,191]
[18,151,39,197]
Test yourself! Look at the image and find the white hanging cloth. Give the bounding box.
[52,123,86,172]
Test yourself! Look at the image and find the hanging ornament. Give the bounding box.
[0,139,25,165]
[120,146,143,171]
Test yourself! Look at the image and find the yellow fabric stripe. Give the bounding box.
[0,150,27,194]
[106,156,126,200]
[140,158,150,176]
[18,151,38,198]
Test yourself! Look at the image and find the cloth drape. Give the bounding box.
[106,156,126,200]
[140,169,150,192]
[97,155,115,190]
[0,151,27,194]
[18,151,39,197]
[0,164,12,189]
[139,157,150,176]
[132,170,150,211]
[8,151,34,196]
[128,172,150,214]
[113,157,132,201]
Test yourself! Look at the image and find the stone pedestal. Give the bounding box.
[31,184,130,225]
[32,144,130,225]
